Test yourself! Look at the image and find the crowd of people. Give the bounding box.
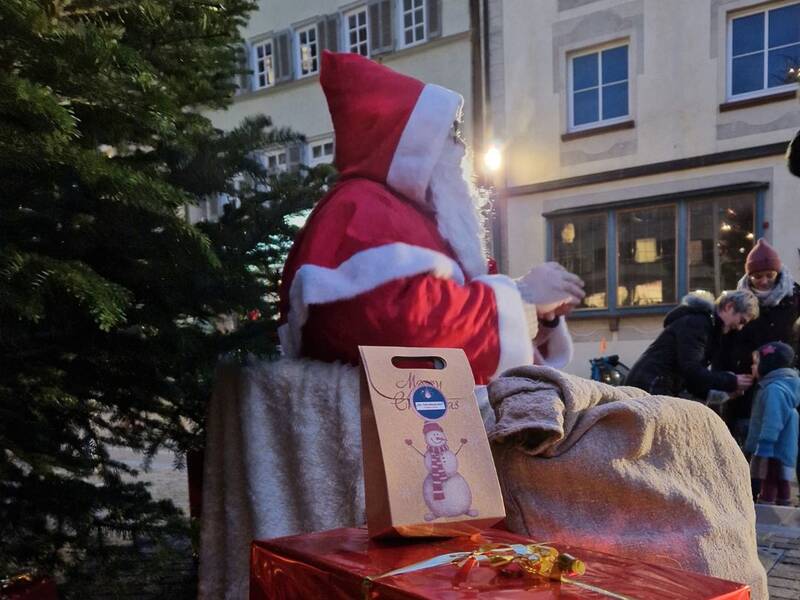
[627,239,800,506]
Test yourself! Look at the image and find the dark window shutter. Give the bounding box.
[274,29,293,83]
[288,144,303,171]
[236,43,251,95]
[427,0,442,39]
[368,0,394,55]
[319,14,339,53]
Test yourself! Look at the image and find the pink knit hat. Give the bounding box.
[745,239,781,274]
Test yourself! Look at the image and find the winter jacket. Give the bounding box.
[713,278,800,420]
[744,368,800,469]
[626,294,737,398]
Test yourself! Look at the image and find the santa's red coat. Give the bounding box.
[280,179,541,384]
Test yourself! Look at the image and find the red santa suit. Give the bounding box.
[278,51,572,384]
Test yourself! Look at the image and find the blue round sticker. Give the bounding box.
[412,386,447,420]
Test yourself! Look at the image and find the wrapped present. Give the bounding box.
[1,573,58,600]
[250,527,750,599]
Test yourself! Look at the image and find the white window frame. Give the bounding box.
[343,6,370,57]
[726,1,800,101]
[397,0,427,49]
[567,41,631,133]
[251,39,275,90]
[295,23,320,78]
[307,137,335,166]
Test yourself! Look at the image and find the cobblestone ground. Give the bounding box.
[756,494,800,599]
[61,448,197,599]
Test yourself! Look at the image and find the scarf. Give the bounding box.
[737,266,795,308]
[427,443,450,501]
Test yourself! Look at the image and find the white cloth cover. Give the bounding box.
[488,365,768,600]
[197,359,364,600]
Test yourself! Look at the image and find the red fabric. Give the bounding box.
[280,179,504,384]
[2,576,58,600]
[320,51,423,185]
[745,238,781,274]
[249,527,751,600]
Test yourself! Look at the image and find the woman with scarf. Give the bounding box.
[714,239,800,453]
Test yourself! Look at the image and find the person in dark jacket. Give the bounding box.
[713,239,800,436]
[626,290,759,398]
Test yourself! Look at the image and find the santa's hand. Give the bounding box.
[460,438,467,444]
[404,439,413,445]
[515,262,585,314]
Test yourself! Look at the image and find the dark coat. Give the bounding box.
[712,282,800,420]
[626,294,737,398]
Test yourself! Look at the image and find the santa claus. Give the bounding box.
[278,51,584,384]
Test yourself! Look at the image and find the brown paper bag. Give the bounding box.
[359,346,505,538]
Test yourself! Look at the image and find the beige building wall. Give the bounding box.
[205,0,476,154]
[492,0,800,378]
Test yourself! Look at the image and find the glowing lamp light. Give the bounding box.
[484,145,502,173]
[561,222,575,244]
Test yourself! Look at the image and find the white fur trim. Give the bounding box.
[535,319,574,370]
[386,84,463,204]
[473,274,535,379]
[280,243,465,357]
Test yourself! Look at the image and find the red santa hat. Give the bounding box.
[745,238,781,274]
[320,51,463,204]
[422,421,443,435]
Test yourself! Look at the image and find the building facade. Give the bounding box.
[192,0,485,222]
[488,0,800,378]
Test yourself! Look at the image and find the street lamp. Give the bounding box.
[482,144,504,270]
[483,145,502,174]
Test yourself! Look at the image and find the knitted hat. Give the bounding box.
[757,341,795,377]
[319,51,462,204]
[422,421,443,435]
[745,239,781,274]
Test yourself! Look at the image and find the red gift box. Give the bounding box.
[1,574,58,600]
[250,527,750,599]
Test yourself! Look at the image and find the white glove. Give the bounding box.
[515,262,585,315]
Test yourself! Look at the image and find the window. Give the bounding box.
[265,149,288,174]
[307,138,335,166]
[345,7,370,56]
[617,206,677,307]
[551,213,608,309]
[728,2,800,98]
[295,24,319,77]
[688,194,755,293]
[399,0,427,47]
[569,44,629,130]
[548,190,761,313]
[252,40,274,90]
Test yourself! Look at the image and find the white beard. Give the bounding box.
[427,139,488,279]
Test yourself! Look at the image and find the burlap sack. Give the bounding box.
[488,365,767,600]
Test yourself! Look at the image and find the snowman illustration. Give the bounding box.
[405,421,478,521]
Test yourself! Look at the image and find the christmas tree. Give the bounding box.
[0,1,331,594]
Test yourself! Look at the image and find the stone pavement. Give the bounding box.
[756,503,800,599]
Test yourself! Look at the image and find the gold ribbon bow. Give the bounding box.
[360,540,626,599]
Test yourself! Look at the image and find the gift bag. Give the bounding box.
[359,346,504,538]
